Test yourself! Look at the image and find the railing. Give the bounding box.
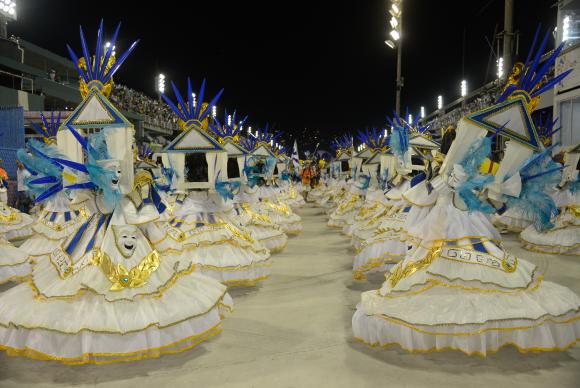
[0,68,34,93]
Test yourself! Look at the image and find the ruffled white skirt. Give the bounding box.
[0,259,233,364]
[353,200,580,355]
[520,208,580,256]
[0,240,30,285]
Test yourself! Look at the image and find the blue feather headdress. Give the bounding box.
[240,135,258,153]
[138,144,153,161]
[162,78,224,131]
[258,124,282,147]
[210,110,248,142]
[66,20,139,95]
[496,26,573,106]
[240,124,282,154]
[535,114,561,147]
[30,111,62,144]
[330,134,353,156]
[357,128,389,152]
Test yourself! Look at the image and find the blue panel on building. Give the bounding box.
[0,106,25,179]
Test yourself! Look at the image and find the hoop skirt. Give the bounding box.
[147,191,272,286]
[520,188,580,256]
[353,192,580,356]
[0,238,29,285]
[492,207,532,233]
[254,187,303,235]
[327,188,363,229]
[0,201,34,242]
[18,193,89,257]
[0,198,233,364]
[226,199,288,253]
[353,180,436,279]
[342,188,387,237]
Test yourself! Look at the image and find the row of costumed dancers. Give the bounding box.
[0,22,305,364]
[310,26,579,356]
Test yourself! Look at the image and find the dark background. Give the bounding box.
[9,0,557,149]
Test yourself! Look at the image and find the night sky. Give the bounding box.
[9,0,557,146]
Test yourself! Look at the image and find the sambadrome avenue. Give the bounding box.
[0,1,578,387]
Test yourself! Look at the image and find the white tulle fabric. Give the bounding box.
[146,192,272,285]
[519,189,579,256]
[0,222,234,363]
[0,239,30,284]
[353,189,580,355]
[0,203,34,241]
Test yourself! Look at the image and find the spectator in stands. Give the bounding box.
[110,84,178,131]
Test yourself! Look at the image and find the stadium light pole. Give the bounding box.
[437,95,443,111]
[385,0,403,116]
[497,57,504,80]
[155,73,165,102]
[0,1,16,39]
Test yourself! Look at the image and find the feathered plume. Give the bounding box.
[243,156,262,188]
[240,134,258,153]
[138,143,153,161]
[162,78,223,128]
[330,134,353,152]
[355,174,371,191]
[209,110,248,140]
[496,25,573,104]
[66,20,139,87]
[17,139,66,202]
[535,114,561,147]
[214,170,241,201]
[455,136,495,213]
[357,128,389,151]
[506,146,563,230]
[388,124,409,162]
[30,111,62,143]
[86,131,121,207]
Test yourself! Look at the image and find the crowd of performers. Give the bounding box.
[0,22,306,364]
[309,28,580,356]
[0,21,578,366]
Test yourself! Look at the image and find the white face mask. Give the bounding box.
[448,164,468,189]
[98,159,122,192]
[115,225,138,258]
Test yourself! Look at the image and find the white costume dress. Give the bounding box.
[226,185,288,253]
[353,112,580,355]
[148,190,272,286]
